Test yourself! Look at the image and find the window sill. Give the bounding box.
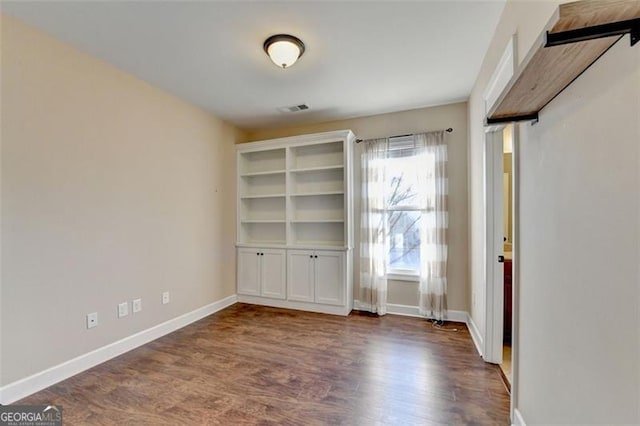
[387,273,419,283]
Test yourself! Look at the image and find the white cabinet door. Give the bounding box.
[287,250,315,302]
[314,251,345,306]
[261,249,286,300]
[237,248,261,296]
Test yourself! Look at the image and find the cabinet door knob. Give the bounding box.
[314,255,318,258]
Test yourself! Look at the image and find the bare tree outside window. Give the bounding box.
[388,174,421,270]
[385,153,425,273]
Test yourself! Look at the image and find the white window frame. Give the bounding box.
[383,139,427,280]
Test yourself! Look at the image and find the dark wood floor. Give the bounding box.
[20,303,510,425]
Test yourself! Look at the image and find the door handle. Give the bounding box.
[498,255,505,263]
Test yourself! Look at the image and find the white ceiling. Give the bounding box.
[2,1,505,130]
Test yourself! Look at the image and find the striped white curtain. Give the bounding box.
[415,131,449,321]
[359,138,389,315]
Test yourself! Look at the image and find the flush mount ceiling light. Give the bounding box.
[263,34,305,69]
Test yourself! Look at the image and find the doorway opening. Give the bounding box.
[499,124,514,389]
[484,122,518,410]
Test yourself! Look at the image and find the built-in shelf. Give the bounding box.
[236,242,292,249]
[290,191,345,197]
[236,130,354,248]
[240,170,286,177]
[240,193,286,199]
[290,219,345,223]
[238,147,286,176]
[241,219,286,224]
[290,165,344,173]
[290,140,344,170]
[286,244,349,250]
[486,0,640,124]
[238,240,286,246]
[289,241,347,248]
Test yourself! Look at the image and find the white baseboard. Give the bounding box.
[513,408,526,426]
[352,299,374,312]
[354,300,467,323]
[388,303,468,323]
[466,313,484,358]
[387,303,422,317]
[0,294,237,405]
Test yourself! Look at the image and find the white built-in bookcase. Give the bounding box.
[236,130,354,316]
[237,130,354,249]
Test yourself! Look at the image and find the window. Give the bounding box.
[374,138,436,277]
[360,130,448,317]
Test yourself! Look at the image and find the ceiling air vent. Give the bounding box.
[278,104,310,113]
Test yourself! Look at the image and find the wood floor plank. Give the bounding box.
[18,303,510,424]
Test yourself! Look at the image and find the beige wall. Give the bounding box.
[1,15,241,385]
[248,103,469,312]
[469,0,639,423]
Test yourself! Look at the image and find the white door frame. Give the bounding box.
[483,123,520,421]
[481,33,516,366]
[509,124,520,419]
[483,126,505,365]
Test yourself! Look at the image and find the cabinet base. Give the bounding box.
[237,295,352,316]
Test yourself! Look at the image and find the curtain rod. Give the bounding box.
[355,127,453,143]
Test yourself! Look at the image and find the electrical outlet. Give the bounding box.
[87,312,98,329]
[162,292,170,305]
[118,302,129,318]
[133,298,142,313]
